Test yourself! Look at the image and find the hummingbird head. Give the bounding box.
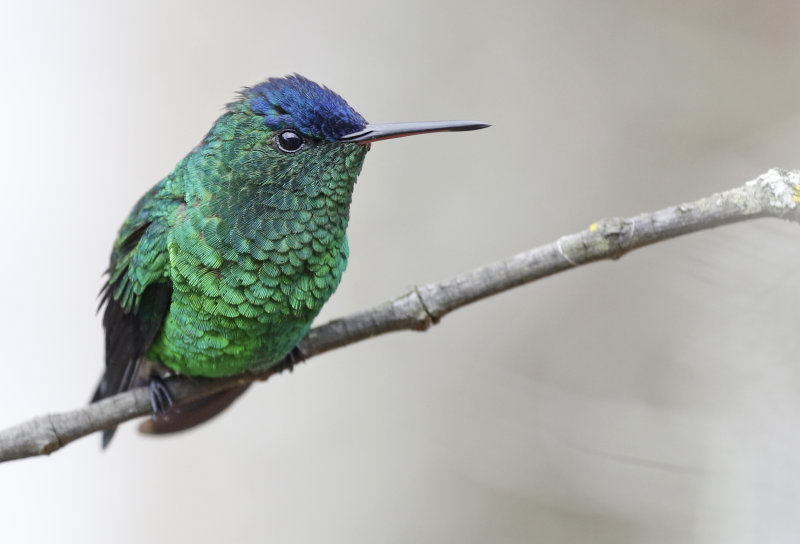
[246,74,489,153]
[239,75,371,201]
[248,74,368,144]
[229,75,488,204]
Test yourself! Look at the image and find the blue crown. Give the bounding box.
[248,74,367,141]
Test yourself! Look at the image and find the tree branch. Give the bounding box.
[2,168,798,463]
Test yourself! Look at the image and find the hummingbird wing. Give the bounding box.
[93,183,250,443]
[92,185,174,447]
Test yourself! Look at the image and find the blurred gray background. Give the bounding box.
[2,1,800,542]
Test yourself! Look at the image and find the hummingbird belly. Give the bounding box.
[146,208,349,377]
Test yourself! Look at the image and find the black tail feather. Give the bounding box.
[138,384,251,435]
[93,282,172,448]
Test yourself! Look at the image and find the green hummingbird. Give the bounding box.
[92,74,488,445]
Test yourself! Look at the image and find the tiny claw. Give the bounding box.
[277,345,307,374]
[148,375,174,417]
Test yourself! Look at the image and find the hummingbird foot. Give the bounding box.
[148,375,174,416]
[276,345,307,374]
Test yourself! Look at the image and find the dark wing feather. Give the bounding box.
[93,183,252,442]
[92,281,172,403]
[92,189,173,447]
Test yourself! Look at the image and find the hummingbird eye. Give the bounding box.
[275,130,304,153]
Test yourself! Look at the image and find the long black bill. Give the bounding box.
[338,120,490,144]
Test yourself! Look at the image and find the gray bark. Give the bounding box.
[1,168,798,463]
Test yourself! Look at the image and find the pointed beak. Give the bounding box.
[338,120,490,144]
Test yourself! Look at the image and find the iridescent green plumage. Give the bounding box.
[122,102,366,377]
[92,75,488,444]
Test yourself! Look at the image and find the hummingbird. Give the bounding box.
[92,74,488,446]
